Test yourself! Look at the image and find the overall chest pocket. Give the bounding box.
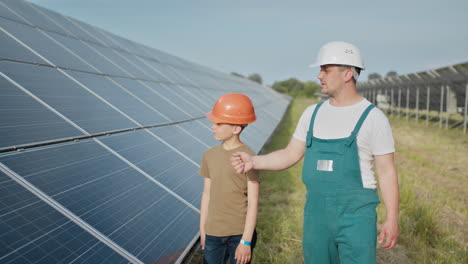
[303,143,346,185]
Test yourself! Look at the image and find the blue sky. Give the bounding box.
[28,0,468,85]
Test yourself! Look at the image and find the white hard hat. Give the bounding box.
[310,41,365,70]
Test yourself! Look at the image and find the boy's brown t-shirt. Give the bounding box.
[199,144,259,237]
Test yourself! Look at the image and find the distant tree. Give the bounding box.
[247,73,263,84]
[303,81,321,97]
[368,72,382,80]
[271,78,320,98]
[231,72,245,78]
[385,71,398,78]
[272,78,303,94]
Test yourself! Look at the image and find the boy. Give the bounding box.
[200,93,260,264]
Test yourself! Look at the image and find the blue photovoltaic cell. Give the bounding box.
[0,1,29,24]
[142,60,187,84]
[89,44,152,80]
[0,170,129,264]
[0,24,48,65]
[106,34,155,61]
[110,78,192,122]
[134,57,173,82]
[66,70,169,126]
[0,17,96,73]
[185,72,217,89]
[116,52,169,81]
[29,4,96,43]
[70,19,127,52]
[0,61,136,134]
[148,82,206,117]
[99,130,203,207]
[0,140,200,262]
[45,30,131,77]
[90,29,138,55]
[177,120,218,148]
[240,127,264,153]
[164,83,213,113]
[138,45,181,67]
[0,0,69,36]
[0,74,84,149]
[150,125,209,165]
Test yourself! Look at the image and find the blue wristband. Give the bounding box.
[240,239,251,246]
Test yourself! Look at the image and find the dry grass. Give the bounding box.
[382,115,468,263]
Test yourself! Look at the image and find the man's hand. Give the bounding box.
[378,219,399,249]
[231,152,254,174]
[235,243,251,264]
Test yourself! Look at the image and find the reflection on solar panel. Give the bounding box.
[0,0,291,263]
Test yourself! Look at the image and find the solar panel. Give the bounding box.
[0,170,130,264]
[0,74,83,148]
[0,0,291,263]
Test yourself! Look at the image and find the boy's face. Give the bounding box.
[211,123,240,141]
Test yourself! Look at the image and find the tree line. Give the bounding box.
[230,70,398,98]
[231,72,321,98]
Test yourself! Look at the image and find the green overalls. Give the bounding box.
[302,102,380,264]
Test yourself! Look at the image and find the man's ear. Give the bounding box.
[343,68,354,82]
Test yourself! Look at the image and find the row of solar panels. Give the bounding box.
[0,0,290,263]
[357,62,468,111]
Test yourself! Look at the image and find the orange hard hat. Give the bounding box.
[206,93,256,124]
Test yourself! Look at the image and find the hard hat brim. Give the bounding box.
[308,63,365,70]
[206,112,224,124]
[206,112,256,125]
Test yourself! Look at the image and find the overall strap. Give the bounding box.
[351,104,376,137]
[309,102,324,137]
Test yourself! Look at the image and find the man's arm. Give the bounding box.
[200,178,211,250]
[375,153,399,249]
[235,180,259,264]
[232,137,306,173]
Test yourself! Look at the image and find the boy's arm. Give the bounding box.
[375,153,399,249]
[200,177,211,250]
[235,179,259,264]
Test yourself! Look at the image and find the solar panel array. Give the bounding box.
[357,62,468,112]
[0,0,291,263]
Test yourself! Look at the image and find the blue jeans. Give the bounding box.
[204,231,257,264]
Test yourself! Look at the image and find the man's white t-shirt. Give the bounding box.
[293,99,395,189]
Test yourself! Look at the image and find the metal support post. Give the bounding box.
[416,87,420,123]
[446,85,450,129]
[372,89,375,104]
[439,85,444,128]
[426,86,430,126]
[464,83,467,134]
[385,89,389,114]
[391,88,394,116]
[398,88,402,117]
[406,87,410,121]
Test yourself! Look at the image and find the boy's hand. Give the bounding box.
[231,152,254,173]
[235,243,251,264]
[200,233,206,250]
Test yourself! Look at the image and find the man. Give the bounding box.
[231,41,399,264]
